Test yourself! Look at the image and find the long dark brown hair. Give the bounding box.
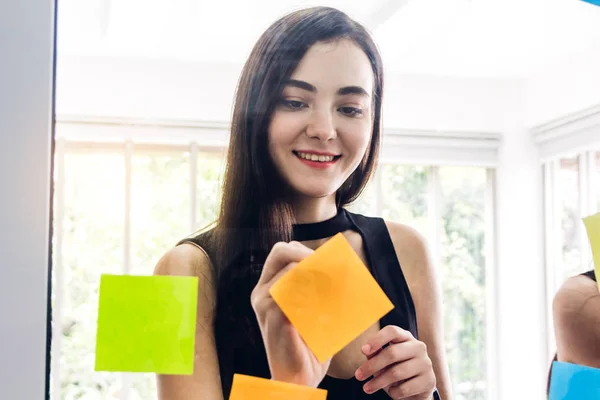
[186,7,386,393]
[210,6,384,278]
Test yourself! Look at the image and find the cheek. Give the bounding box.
[268,111,302,147]
[343,121,372,158]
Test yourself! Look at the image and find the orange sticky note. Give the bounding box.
[583,212,600,290]
[269,233,394,363]
[229,374,327,400]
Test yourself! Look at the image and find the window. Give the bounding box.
[558,155,582,283]
[439,167,487,399]
[381,165,430,237]
[52,134,494,399]
[52,140,226,399]
[351,164,491,400]
[544,151,599,295]
[543,149,600,360]
[53,150,125,399]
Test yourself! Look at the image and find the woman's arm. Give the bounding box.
[553,274,600,369]
[386,222,453,400]
[154,243,224,400]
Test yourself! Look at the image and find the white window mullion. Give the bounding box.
[544,160,562,362]
[589,150,599,214]
[190,142,198,232]
[51,138,66,400]
[551,160,563,292]
[123,140,133,275]
[121,141,133,400]
[584,151,596,215]
[543,162,555,360]
[428,166,442,278]
[484,168,498,400]
[578,152,592,270]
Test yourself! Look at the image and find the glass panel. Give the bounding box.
[380,164,430,236]
[439,166,487,400]
[195,152,225,231]
[558,156,582,283]
[130,151,191,275]
[57,152,125,399]
[128,151,191,398]
[347,166,379,217]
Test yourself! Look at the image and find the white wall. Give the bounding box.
[526,41,600,128]
[383,74,519,133]
[56,55,515,134]
[0,0,55,398]
[494,86,548,400]
[56,56,240,121]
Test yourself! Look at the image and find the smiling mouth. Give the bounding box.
[293,151,342,163]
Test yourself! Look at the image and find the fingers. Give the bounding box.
[251,241,313,313]
[361,325,414,358]
[360,357,423,395]
[355,340,423,381]
[386,373,436,399]
[256,241,313,287]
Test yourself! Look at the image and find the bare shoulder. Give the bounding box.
[154,242,215,282]
[553,274,599,320]
[553,273,600,367]
[383,221,433,279]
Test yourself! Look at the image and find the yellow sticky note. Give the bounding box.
[229,374,327,400]
[269,233,394,363]
[583,212,600,290]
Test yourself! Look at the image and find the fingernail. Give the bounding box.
[362,344,371,354]
[363,383,372,394]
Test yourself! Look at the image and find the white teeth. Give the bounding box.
[297,152,335,162]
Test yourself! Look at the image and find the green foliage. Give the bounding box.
[352,165,488,400]
[439,167,487,400]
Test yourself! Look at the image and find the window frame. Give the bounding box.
[1,0,57,399]
[52,117,499,399]
[542,149,600,362]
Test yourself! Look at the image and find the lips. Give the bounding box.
[293,150,342,163]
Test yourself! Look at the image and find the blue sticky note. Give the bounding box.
[550,361,600,399]
[581,0,600,7]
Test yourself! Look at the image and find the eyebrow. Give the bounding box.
[285,79,370,98]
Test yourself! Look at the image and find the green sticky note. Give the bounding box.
[95,274,198,374]
[583,212,600,290]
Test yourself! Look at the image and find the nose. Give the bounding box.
[306,109,336,141]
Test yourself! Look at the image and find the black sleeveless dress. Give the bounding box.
[180,208,440,400]
[582,270,597,283]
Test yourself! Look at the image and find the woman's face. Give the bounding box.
[267,39,375,201]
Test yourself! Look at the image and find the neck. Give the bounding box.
[290,193,338,224]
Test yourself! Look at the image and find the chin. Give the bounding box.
[289,181,339,200]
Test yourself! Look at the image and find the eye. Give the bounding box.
[339,106,363,117]
[281,99,307,110]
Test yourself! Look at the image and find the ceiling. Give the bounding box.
[57,0,600,78]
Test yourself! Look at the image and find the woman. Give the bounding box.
[550,269,600,382]
[154,7,451,400]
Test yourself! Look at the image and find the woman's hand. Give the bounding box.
[354,325,436,399]
[250,241,332,388]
